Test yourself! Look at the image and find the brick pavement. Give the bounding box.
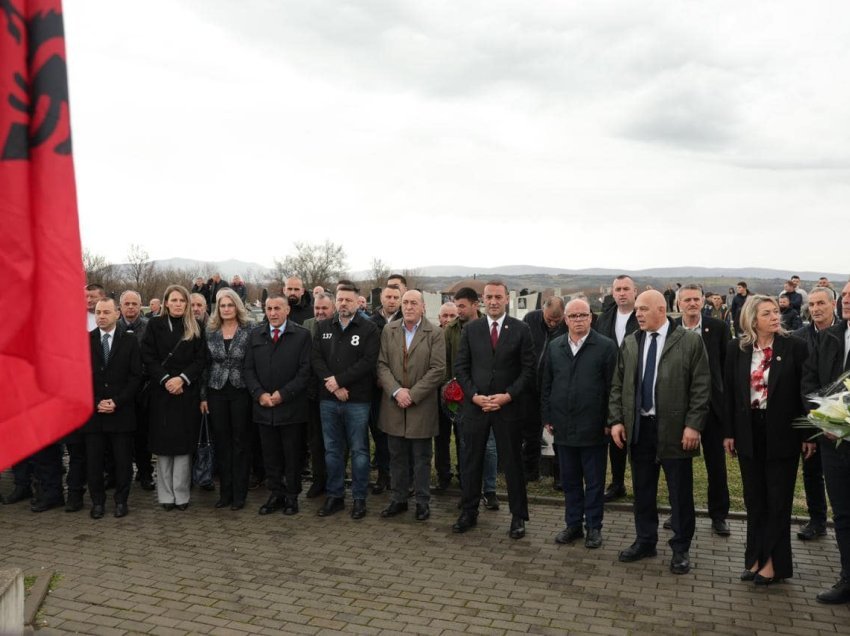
[1,484,847,635]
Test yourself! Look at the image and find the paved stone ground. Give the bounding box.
[1,484,847,635]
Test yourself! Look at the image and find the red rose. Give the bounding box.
[442,379,464,403]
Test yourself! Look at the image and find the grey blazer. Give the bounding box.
[202,323,255,398]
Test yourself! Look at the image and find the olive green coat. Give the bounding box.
[608,319,710,459]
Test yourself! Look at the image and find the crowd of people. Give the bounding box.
[3,271,849,607]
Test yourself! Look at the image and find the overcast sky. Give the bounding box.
[64,1,850,275]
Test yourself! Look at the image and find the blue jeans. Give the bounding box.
[456,421,497,493]
[320,400,371,500]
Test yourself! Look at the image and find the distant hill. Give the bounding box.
[113,258,272,280]
[411,264,847,280]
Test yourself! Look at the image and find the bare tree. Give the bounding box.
[278,241,347,290]
[369,258,392,291]
[402,267,426,291]
[83,248,117,289]
[126,244,156,294]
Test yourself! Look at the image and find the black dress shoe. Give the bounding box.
[200,482,215,492]
[215,498,232,509]
[231,500,245,511]
[306,480,326,499]
[175,503,189,511]
[114,503,128,518]
[90,504,105,519]
[380,501,408,518]
[797,521,827,541]
[754,573,779,586]
[65,494,84,513]
[371,473,390,495]
[618,542,657,563]
[662,515,672,530]
[415,504,430,521]
[555,526,584,545]
[162,503,175,511]
[351,498,367,519]
[509,516,526,540]
[670,551,691,575]
[259,496,285,515]
[318,497,345,517]
[482,492,500,511]
[553,481,563,492]
[139,477,155,491]
[711,519,731,537]
[4,487,33,505]
[604,482,626,502]
[283,497,299,516]
[30,498,64,513]
[585,528,602,549]
[452,512,478,533]
[740,569,757,581]
[816,578,850,604]
[434,476,452,492]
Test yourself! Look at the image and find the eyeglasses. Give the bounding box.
[566,313,591,320]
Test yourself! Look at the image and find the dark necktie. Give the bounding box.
[490,321,499,350]
[641,333,659,410]
[102,332,111,362]
[272,328,280,343]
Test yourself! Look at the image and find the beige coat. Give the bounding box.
[377,317,446,438]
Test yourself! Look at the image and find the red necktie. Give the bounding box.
[490,321,499,350]
[272,328,280,343]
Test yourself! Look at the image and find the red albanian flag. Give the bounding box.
[0,0,92,470]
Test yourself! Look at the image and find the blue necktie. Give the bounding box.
[641,332,659,411]
[102,332,111,363]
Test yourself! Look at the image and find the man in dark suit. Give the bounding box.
[84,298,143,519]
[243,294,313,516]
[673,284,731,536]
[594,275,639,502]
[521,296,567,483]
[452,281,536,539]
[802,280,850,604]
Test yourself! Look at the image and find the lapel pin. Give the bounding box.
[776,356,782,361]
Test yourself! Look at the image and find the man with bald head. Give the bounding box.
[438,302,458,328]
[608,289,710,575]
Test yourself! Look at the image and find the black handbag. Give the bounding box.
[192,413,215,487]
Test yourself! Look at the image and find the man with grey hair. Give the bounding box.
[792,286,838,541]
[673,283,731,536]
[119,290,154,491]
[522,296,567,483]
[542,297,617,548]
[438,302,458,328]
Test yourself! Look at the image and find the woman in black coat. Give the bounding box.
[200,288,255,511]
[141,284,206,510]
[723,295,814,584]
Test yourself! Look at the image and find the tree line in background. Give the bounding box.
[83,241,424,305]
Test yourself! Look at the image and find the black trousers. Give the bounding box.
[258,423,304,498]
[630,416,695,552]
[208,387,253,504]
[133,402,153,480]
[701,412,730,522]
[820,439,850,579]
[307,398,326,483]
[249,422,265,481]
[608,437,627,486]
[65,441,87,498]
[801,449,827,527]
[86,432,133,505]
[460,415,528,520]
[32,445,63,503]
[433,408,459,482]
[738,410,798,579]
[520,394,543,479]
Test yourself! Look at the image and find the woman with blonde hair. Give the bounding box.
[723,295,814,584]
[200,288,255,510]
[141,284,206,511]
